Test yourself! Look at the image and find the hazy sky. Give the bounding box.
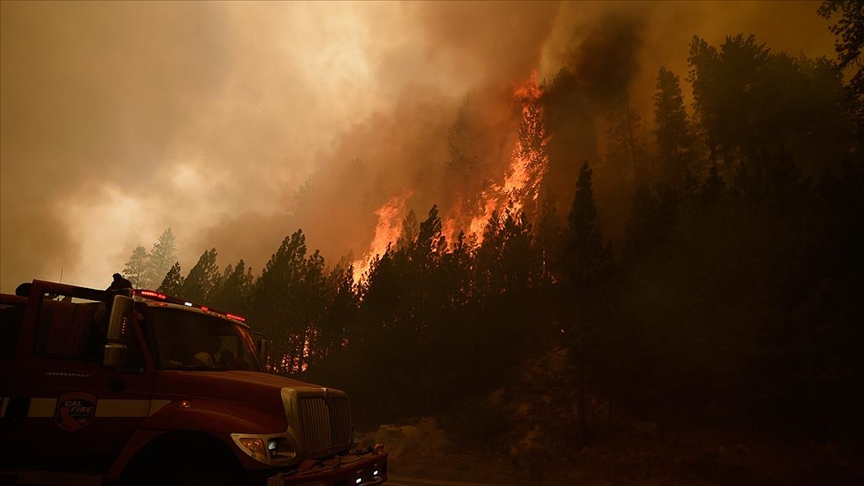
[0,1,836,292]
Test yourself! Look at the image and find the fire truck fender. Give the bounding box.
[106,401,285,481]
[105,429,167,481]
[111,430,247,486]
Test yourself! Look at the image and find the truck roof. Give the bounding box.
[132,289,251,328]
[3,280,250,329]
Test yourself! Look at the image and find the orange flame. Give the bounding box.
[353,189,414,282]
[354,72,548,282]
[456,71,549,244]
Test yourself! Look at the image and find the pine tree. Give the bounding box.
[179,248,219,303]
[158,262,184,296]
[498,203,536,292]
[606,93,649,187]
[251,230,328,373]
[563,162,613,445]
[541,67,600,223]
[566,164,608,272]
[146,228,177,289]
[819,0,864,139]
[599,92,651,239]
[701,161,726,207]
[535,188,563,281]
[475,209,505,297]
[319,264,358,359]
[209,260,253,316]
[445,95,489,206]
[414,205,446,267]
[654,67,700,190]
[445,96,478,189]
[396,209,419,251]
[123,245,150,288]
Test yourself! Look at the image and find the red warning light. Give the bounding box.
[138,290,166,300]
[226,313,246,322]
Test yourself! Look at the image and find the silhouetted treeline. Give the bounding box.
[156,8,863,440]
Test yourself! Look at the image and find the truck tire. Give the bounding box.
[120,433,247,486]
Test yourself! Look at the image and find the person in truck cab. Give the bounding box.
[217,348,252,371]
[192,335,222,367]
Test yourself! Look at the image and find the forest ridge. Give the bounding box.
[121,3,863,438]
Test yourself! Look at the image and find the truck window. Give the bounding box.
[0,302,25,360]
[35,295,108,361]
[145,308,261,371]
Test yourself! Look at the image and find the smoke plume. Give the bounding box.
[0,1,835,291]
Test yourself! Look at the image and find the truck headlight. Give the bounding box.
[232,433,297,465]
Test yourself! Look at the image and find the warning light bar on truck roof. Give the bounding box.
[132,289,247,323]
[139,290,166,300]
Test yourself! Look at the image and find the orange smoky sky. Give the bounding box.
[0,1,835,292]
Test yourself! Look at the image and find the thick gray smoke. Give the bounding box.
[568,8,648,105]
[0,1,835,291]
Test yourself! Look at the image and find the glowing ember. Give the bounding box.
[353,189,414,282]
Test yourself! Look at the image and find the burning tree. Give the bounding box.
[351,72,551,284]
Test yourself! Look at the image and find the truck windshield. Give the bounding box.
[148,308,262,372]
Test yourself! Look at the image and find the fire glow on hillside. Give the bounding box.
[352,189,415,282]
[352,73,549,283]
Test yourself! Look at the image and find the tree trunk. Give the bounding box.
[578,285,587,446]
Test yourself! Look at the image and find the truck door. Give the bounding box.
[5,281,158,471]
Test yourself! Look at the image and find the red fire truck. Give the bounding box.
[0,279,387,485]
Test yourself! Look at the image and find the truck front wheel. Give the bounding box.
[120,433,247,486]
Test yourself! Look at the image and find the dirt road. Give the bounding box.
[386,476,509,486]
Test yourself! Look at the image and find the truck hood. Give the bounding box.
[183,370,328,392]
[152,370,333,431]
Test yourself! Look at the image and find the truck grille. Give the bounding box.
[299,396,352,453]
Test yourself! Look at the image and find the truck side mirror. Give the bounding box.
[103,295,132,369]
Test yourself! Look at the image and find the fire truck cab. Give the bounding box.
[0,279,386,486]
